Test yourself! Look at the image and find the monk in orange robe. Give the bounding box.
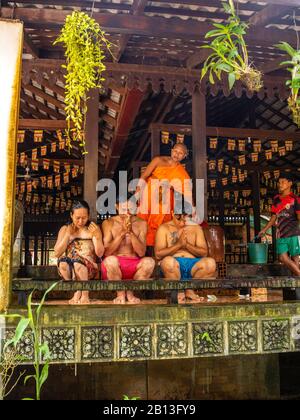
[136,144,193,246]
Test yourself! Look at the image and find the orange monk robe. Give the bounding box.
[138,165,192,246]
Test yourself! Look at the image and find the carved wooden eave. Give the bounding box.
[22,60,289,100]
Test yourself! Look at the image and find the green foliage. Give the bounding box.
[275,41,300,127]
[4,282,58,400]
[54,11,113,153]
[201,0,263,92]
[123,395,140,400]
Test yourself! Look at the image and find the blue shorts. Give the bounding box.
[175,257,202,281]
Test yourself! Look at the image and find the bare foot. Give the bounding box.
[113,291,126,304]
[113,295,126,304]
[79,296,91,304]
[178,292,186,304]
[68,291,81,305]
[126,291,141,304]
[185,290,204,303]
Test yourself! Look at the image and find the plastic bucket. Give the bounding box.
[248,241,268,264]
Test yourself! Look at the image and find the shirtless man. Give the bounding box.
[155,211,216,303]
[101,197,155,304]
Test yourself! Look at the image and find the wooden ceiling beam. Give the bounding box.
[186,49,210,69]
[106,88,145,173]
[1,7,298,46]
[259,57,287,75]
[23,84,64,110]
[21,92,64,120]
[116,0,148,62]
[1,0,131,10]
[150,123,300,141]
[18,119,68,129]
[249,5,293,27]
[24,32,39,58]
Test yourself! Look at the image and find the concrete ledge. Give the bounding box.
[3,301,300,364]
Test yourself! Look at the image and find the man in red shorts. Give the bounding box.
[101,197,155,304]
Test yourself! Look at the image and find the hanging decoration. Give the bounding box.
[54,11,113,153]
[34,130,43,143]
[176,133,185,144]
[253,140,261,153]
[238,139,246,151]
[17,130,25,143]
[227,139,236,151]
[275,42,300,127]
[209,137,218,149]
[201,0,263,92]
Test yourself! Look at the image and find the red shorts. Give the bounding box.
[101,256,142,280]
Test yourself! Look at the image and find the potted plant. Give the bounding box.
[54,11,113,153]
[201,0,263,92]
[275,41,300,127]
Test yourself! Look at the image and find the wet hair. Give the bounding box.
[279,172,294,184]
[70,200,90,215]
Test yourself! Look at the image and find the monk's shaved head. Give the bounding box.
[173,143,188,155]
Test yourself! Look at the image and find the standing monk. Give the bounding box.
[136,143,193,246]
[101,197,155,304]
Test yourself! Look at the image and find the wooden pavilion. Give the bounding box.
[2,0,300,400]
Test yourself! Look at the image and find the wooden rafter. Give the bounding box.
[23,31,39,58]
[1,7,298,46]
[23,84,64,110]
[18,119,68,129]
[150,123,300,141]
[21,92,64,120]
[249,4,294,27]
[105,88,145,174]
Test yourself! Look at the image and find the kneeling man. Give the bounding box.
[155,211,216,303]
[101,197,155,304]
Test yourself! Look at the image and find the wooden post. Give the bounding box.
[272,226,277,262]
[0,20,23,311]
[251,171,261,239]
[24,235,32,265]
[40,236,45,266]
[218,184,225,230]
[33,236,39,266]
[84,88,99,222]
[192,85,207,219]
[151,126,160,159]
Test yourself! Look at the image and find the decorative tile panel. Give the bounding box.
[119,325,152,359]
[4,328,34,361]
[262,320,290,352]
[192,322,224,356]
[291,316,300,350]
[81,327,114,360]
[228,321,258,354]
[157,324,188,357]
[42,328,75,361]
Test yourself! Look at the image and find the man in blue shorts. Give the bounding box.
[155,210,216,303]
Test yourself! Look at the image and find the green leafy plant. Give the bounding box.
[201,0,263,92]
[275,41,300,127]
[123,395,140,400]
[0,344,25,400]
[54,11,113,153]
[4,282,58,400]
